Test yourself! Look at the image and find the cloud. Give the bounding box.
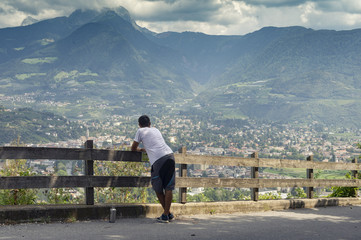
[133,0,251,34]
[298,1,361,29]
[317,0,361,14]
[125,0,361,34]
[128,0,222,22]
[1,0,361,35]
[3,0,64,15]
[241,0,308,7]
[0,0,124,27]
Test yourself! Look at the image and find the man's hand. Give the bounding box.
[131,141,146,152]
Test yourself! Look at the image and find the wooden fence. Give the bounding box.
[0,140,360,204]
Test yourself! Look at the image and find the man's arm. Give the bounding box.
[131,141,145,152]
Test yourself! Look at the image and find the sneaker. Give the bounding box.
[157,214,169,223]
[168,213,175,222]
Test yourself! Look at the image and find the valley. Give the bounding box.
[1,8,361,127]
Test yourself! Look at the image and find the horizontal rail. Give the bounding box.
[1,147,359,171]
[0,147,142,162]
[1,176,360,190]
[176,177,361,188]
[0,176,151,189]
[174,154,361,171]
[0,145,359,203]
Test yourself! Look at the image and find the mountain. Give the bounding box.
[0,106,86,145]
[0,9,100,64]
[0,8,195,118]
[192,27,361,126]
[21,17,39,26]
[151,32,243,84]
[0,7,361,126]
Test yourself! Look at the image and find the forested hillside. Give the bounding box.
[0,7,361,126]
[0,106,86,145]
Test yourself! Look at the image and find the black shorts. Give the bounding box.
[151,153,175,193]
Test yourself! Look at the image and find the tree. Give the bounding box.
[287,187,307,199]
[42,188,75,204]
[329,143,361,197]
[187,193,211,202]
[0,159,38,205]
[93,149,155,203]
[259,192,282,200]
[328,172,359,197]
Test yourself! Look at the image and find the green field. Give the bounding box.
[21,57,57,64]
[263,168,348,179]
[15,73,46,80]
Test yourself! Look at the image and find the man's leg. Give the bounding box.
[156,191,166,210]
[156,190,172,215]
[153,155,175,221]
[163,190,172,215]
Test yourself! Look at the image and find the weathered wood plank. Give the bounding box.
[174,154,257,167]
[0,147,142,162]
[0,176,151,189]
[93,150,143,162]
[174,154,361,170]
[0,147,359,171]
[176,177,361,188]
[2,176,361,189]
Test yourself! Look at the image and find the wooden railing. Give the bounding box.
[0,140,360,204]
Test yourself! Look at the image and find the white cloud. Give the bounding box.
[1,0,361,35]
[129,0,222,22]
[135,1,258,35]
[295,0,361,30]
[317,0,361,14]
[241,0,308,7]
[0,2,26,28]
[299,1,319,24]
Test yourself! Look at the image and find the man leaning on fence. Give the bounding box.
[131,115,176,223]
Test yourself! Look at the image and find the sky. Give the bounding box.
[1,0,361,35]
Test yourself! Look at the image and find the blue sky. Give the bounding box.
[1,0,361,35]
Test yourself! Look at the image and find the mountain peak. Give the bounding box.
[67,9,100,26]
[90,7,133,24]
[93,6,154,35]
[112,6,132,23]
[21,16,39,26]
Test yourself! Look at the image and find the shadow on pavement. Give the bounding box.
[1,205,361,240]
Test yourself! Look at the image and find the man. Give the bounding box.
[131,115,175,223]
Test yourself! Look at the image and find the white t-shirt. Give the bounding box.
[134,127,173,165]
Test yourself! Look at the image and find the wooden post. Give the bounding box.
[352,158,358,179]
[178,146,187,204]
[84,140,94,205]
[352,158,358,197]
[306,155,314,199]
[251,152,259,201]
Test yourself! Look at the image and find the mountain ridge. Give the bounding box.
[0,7,361,126]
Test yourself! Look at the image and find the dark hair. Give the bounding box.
[138,115,151,127]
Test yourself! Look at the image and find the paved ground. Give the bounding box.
[1,205,361,240]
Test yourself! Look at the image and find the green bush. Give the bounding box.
[0,159,38,205]
[287,187,307,199]
[329,144,360,198]
[328,172,359,197]
[259,192,282,200]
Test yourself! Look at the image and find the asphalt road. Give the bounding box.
[1,205,361,240]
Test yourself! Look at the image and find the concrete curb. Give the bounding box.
[1,198,361,224]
